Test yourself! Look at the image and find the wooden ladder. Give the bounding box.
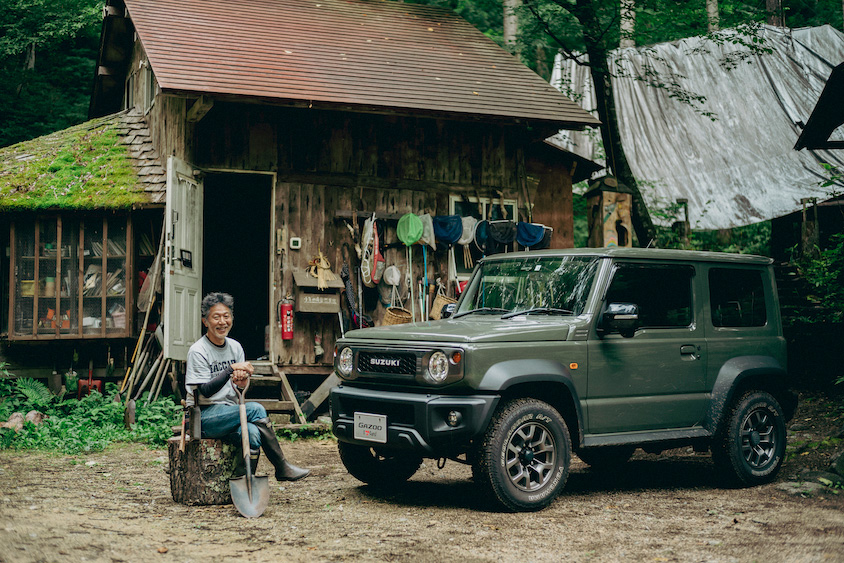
[249,361,307,424]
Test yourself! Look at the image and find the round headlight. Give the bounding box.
[338,347,354,375]
[428,351,449,382]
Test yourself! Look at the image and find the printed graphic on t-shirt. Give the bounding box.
[210,359,235,374]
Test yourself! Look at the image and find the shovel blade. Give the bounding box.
[230,475,270,518]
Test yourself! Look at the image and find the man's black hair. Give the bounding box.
[201,292,234,318]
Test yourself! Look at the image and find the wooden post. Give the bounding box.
[167,437,240,505]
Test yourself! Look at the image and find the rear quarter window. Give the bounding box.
[709,268,767,327]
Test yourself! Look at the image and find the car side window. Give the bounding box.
[606,263,694,328]
[709,268,767,327]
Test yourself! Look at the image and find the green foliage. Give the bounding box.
[10,377,53,410]
[277,423,335,442]
[0,377,180,454]
[795,232,844,325]
[0,0,103,148]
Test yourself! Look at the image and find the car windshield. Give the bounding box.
[456,256,599,317]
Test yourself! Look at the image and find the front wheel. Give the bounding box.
[713,391,786,486]
[338,441,422,487]
[474,398,571,512]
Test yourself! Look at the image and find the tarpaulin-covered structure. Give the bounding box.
[550,25,844,230]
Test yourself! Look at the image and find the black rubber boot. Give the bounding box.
[250,448,261,475]
[254,417,311,481]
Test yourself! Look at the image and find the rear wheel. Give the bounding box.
[338,441,422,487]
[474,398,571,512]
[577,446,635,470]
[713,391,786,486]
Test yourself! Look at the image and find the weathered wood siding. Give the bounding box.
[189,103,532,366]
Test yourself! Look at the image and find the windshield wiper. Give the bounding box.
[453,307,509,319]
[501,307,574,319]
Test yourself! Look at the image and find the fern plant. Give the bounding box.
[13,378,54,410]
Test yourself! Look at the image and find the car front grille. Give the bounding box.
[357,350,418,376]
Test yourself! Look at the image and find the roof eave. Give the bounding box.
[162,87,601,132]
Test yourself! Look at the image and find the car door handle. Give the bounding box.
[680,345,700,360]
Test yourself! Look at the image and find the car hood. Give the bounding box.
[342,315,577,344]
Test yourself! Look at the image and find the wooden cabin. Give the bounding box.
[3,0,599,414]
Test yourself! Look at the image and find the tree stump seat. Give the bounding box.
[167,436,241,505]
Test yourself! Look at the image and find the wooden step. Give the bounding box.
[252,399,296,412]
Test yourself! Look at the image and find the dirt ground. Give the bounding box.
[0,395,842,563]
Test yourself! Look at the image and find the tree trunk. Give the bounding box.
[620,0,635,48]
[574,0,657,247]
[707,0,720,32]
[766,0,784,26]
[504,0,522,55]
[168,437,239,505]
[15,43,36,97]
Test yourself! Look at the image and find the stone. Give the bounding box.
[828,450,844,477]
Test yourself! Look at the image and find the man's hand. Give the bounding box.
[232,369,251,388]
[231,361,254,375]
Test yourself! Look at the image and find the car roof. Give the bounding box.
[478,247,773,265]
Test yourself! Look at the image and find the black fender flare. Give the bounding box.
[477,359,585,445]
[704,355,789,434]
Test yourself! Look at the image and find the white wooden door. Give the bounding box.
[163,156,203,361]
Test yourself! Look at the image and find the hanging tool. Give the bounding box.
[229,379,269,518]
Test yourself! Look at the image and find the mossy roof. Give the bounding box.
[0,109,166,211]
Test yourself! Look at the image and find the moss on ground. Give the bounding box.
[0,117,147,210]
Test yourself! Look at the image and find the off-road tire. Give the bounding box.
[473,398,571,512]
[712,391,786,487]
[577,446,635,470]
[338,441,422,487]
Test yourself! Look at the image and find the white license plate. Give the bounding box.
[354,412,387,443]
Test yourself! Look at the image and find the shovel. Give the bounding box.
[77,359,102,398]
[229,379,269,518]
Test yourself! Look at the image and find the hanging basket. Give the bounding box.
[430,293,457,320]
[383,306,413,325]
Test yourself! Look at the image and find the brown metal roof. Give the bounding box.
[122,0,598,129]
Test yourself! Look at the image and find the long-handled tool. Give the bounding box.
[229,380,269,518]
[77,359,102,398]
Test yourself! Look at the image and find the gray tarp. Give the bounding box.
[549,25,844,230]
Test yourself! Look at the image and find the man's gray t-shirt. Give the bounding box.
[185,335,245,406]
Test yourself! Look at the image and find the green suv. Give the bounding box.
[331,248,797,511]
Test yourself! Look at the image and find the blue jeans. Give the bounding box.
[200,402,268,450]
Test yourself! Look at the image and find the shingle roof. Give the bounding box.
[123,0,599,129]
[0,109,165,210]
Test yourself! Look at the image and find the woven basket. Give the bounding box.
[383,306,412,325]
[430,293,457,320]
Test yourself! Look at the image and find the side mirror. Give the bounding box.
[601,302,640,338]
[441,303,457,319]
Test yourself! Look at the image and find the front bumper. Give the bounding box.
[330,384,499,456]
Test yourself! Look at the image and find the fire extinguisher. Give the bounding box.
[280,297,294,340]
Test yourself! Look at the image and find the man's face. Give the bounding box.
[203,303,233,344]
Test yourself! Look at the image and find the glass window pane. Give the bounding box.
[709,268,767,327]
[607,264,694,328]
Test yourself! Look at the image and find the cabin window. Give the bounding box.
[143,63,158,113]
[8,215,135,340]
[123,71,135,110]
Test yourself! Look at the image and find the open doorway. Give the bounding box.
[203,173,272,359]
